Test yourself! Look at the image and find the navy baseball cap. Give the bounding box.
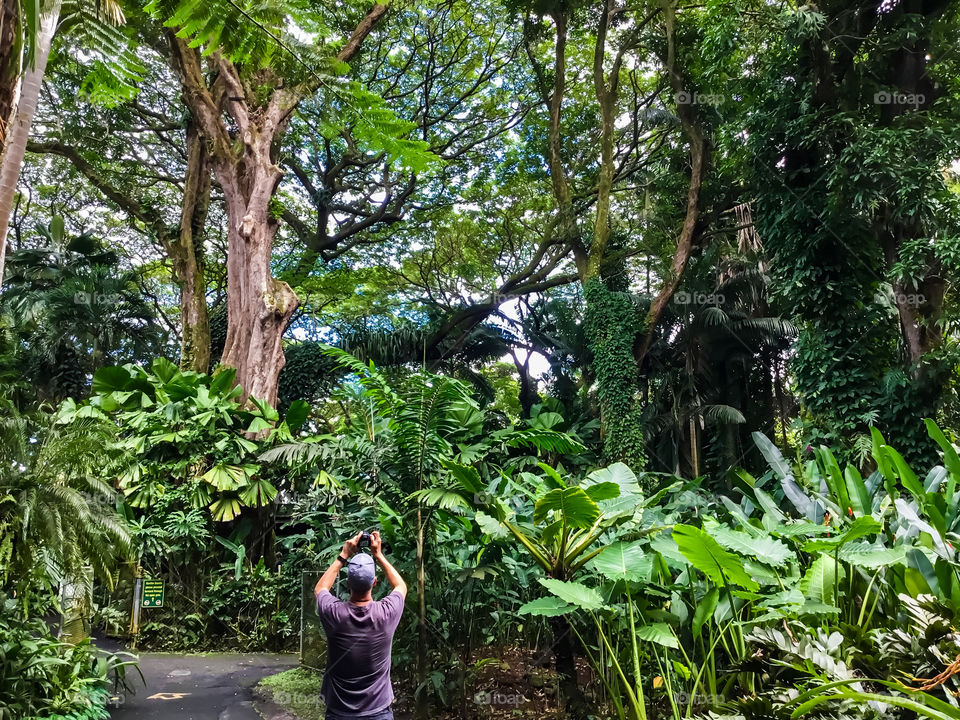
[346,553,376,592]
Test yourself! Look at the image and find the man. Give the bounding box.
[314,531,406,720]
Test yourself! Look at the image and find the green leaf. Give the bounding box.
[518,596,575,617]
[753,432,812,517]
[838,542,907,568]
[704,519,793,566]
[92,365,132,394]
[538,578,604,610]
[201,464,245,491]
[799,555,841,604]
[673,524,759,590]
[926,419,960,503]
[588,542,650,581]
[583,482,619,502]
[692,587,719,638]
[802,516,881,552]
[636,623,679,649]
[285,400,310,432]
[533,487,601,529]
[475,511,509,539]
[209,497,242,522]
[238,478,278,507]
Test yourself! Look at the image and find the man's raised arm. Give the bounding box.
[370,531,406,597]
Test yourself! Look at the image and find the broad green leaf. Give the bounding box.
[587,542,650,581]
[201,463,246,491]
[636,623,678,649]
[285,400,310,431]
[534,487,600,529]
[518,596,575,617]
[673,524,759,590]
[538,578,604,610]
[704,519,792,566]
[838,542,907,568]
[753,432,813,517]
[803,516,881,552]
[583,482,619,502]
[92,365,132,394]
[583,462,642,497]
[238,478,278,507]
[475,511,509,540]
[926,419,960,503]
[799,555,841,604]
[209,497,242,522]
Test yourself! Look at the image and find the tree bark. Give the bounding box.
[165,120,212,372]
[166,3,387,404]
[0,0,60,288]
[0,0,18,151]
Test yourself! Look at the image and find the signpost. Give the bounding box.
[141,579,165,608]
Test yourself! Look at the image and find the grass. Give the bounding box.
[258,667,326,720]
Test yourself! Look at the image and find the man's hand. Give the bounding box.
[342,531,363,559]
[369,530,383,557]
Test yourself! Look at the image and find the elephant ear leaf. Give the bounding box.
[538,578,604,610]
[533,487,600,529]
[518,596,575,617]
[673,524,759,591]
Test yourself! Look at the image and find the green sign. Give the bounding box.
[141,579,164,608]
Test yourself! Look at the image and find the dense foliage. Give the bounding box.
[2,0,960,718]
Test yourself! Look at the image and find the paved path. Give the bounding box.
[104,648,296,720]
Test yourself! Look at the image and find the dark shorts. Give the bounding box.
[326,709,393,720]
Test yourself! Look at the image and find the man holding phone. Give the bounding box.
[314,531,406,720]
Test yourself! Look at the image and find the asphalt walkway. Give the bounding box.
[103,647,296,720]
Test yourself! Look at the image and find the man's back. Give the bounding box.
[317,589,405,717]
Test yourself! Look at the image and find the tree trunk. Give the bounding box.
[166,2,386,403]
[0,0,18,151]
[168,121,212,373]
[549,615,589,720]
[0,0,60,287]
[216,154,298,404]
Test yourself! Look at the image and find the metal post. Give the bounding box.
[129,564,143,650]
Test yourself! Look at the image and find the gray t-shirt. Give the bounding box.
[316,589,404,717]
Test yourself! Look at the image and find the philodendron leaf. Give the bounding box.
[538,578,604,610]
[587,542,650,581]
[636,622,679,649]
[518,596,576,617]
[673,524,759,591]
